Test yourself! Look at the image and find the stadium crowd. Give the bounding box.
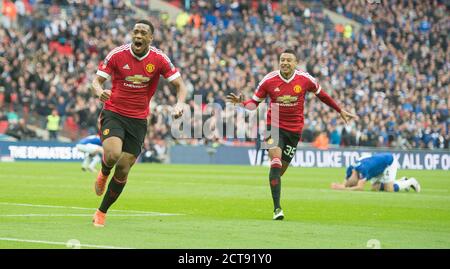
[0,0,448,155]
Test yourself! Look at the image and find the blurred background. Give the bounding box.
[0,0,448,164]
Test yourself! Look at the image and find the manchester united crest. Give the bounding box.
[293,85,302,93]
[145,63,155,73]
[103,129,110,136]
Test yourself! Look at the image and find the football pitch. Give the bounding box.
[0,162,449,249]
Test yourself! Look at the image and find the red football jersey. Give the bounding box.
[96,44,180,119]
[252,70,322,134]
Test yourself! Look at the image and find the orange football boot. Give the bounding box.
[94,170,108,196]
[93,209,106,227]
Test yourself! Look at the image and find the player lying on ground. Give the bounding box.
[75,134,103,172]
[227,49,357,220]
[331,153,421,192]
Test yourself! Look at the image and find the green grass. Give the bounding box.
[0,162,449,249]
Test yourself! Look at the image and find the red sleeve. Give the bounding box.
[303,73,321,94]
[252,77,268,102]
[159,52,180,82]
[241,99,259,110]
[301,72,341,113]
[316,90,342,113]
[96,49,117,79]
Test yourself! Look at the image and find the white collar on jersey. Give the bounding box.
[277,70,297,83]
[130,44,151,61]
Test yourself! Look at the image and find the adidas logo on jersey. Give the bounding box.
[123,64,131,70]
[274,87,280,92]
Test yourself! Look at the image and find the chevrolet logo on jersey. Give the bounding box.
[276,95,298,104]
[125,75,151,84]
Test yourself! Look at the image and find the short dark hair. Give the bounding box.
[281,48,297,58]
[135,19,154,34]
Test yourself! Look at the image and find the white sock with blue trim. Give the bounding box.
[394,179,410,192]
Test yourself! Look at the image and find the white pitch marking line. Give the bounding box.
[0,237,133,249]
[0,213,177,217]
[0,202,184,216]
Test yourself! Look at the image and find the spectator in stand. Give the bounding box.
[46,108,60,140]
[312,131,330,150]
[6,118,37,140]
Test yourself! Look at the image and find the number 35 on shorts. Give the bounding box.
[283,145,296,158]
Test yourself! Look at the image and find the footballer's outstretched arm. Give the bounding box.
[314,89,358,124]
[228,75,268,110]
[226,93,260,111]
[331,169,365,191]
[170,76,188,119]
[331,179,366,191]
[92,75,111,102]
[170,76,187,104]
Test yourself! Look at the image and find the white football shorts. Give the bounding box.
[370,157,400,185]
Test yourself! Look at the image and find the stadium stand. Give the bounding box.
[0,0,448,151]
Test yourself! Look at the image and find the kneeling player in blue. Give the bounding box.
[76,135,103,172]
[331,153,421,192]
